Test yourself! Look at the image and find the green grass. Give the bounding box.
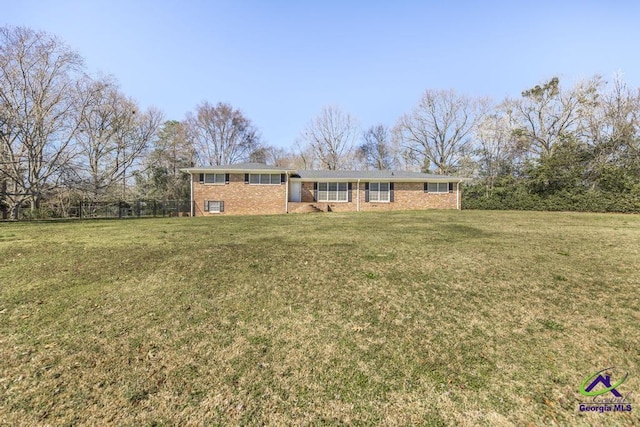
[1,210,638,426]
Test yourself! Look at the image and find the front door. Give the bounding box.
[290,181,301,202]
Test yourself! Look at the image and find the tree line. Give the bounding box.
[2,26,639,219]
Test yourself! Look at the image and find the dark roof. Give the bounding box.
[181,163,294,173]
[194,162,288,171]
[181,163,465,181]
[295,170,461,181]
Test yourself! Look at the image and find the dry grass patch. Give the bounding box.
[0,210,638,425]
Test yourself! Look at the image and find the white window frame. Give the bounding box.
[204,173,226,185]
[427,182,450,193]
[317,182,348,202]
[369,182,390,202]
[249,173,281,185]
[205,200,223,213]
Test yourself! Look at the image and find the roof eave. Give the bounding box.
[291,177,468,182]
[180,168,296,174]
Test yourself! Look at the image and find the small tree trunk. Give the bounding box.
[11,201,20,220]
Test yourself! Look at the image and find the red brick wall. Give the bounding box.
[361,182,458,211]
[192,176,460,216]
[295,181,458,211]
[192,173,287,216]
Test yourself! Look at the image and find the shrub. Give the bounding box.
[463,183,640,213]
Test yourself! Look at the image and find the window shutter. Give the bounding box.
[313,182,318,202]
[390,183,395,202]
[204,200,209,212]
[220,201,224,212]
[449,182,454,193]
[365,182,370,202]
[281,173,286,184]
[424,182,428,193]
[244,173,249,184]
[224,173,230,184]
[199,173,204,183]
[348,183,352,202]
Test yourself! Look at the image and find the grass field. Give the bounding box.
[0,210,638,426]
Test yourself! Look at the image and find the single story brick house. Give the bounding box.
[181,163,465,216]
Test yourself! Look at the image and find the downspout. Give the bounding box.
[285,174,289,213]
[356,179,360,212]
[190,173,194,217]
[456,181,460,210]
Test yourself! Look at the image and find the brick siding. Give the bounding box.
[192,173,287,216]
[297,181,458,211]
[192,175,459,216]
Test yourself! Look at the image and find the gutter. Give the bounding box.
[190,173,194,217]
[285,174,289,213]
[181,167,296,175]
[292,177,456,183]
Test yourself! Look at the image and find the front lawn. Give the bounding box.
[1,210,638,425]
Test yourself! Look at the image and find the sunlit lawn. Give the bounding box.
[1,210,638,425]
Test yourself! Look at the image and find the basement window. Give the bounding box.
[205,200,224,213]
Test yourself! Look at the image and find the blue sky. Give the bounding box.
[4,1,640,149]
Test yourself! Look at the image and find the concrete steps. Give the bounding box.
[289,204,324,213]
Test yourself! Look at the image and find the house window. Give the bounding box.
[249,173,280,185]
[204,173,226,184]
[317,182,348,202]
[205,200,224,213]
[369,182,390,202]
[426,182,450,193]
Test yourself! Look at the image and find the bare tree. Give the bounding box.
[0,114,7,219]
[0,26,89,218]
[580,75,638,149]
[75,78,163,201]
[185,102,260,166]
[297,106,359,170]
[137,120,194,200]
[578,75,640,188]
[507,77,599,159]
[473,111,516,192]
[291,140,318,170]
[395,89,487,174]
[357,124,396,170]
[267,146,297,168]
[248,145,294,167]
